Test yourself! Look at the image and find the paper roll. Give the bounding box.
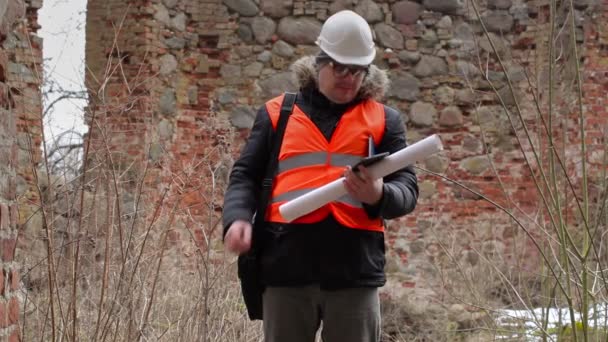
[278,134,443,222]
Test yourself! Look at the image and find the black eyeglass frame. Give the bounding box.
[328,61,369,78]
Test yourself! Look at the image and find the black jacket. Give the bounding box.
[222,56,418,290]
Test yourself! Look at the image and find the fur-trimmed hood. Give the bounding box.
[290,56,390,101]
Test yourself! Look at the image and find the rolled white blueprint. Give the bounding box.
[278,134,443,222]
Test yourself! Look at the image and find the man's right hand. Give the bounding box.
[224,220,253,254]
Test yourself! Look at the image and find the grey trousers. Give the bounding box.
[262,285,381,342]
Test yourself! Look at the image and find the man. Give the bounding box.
[222,10,418,342]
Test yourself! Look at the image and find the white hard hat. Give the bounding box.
[315,10,376,66]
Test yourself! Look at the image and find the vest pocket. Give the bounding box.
[265,223,288,235]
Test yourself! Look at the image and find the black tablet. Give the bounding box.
[351,152,389,170]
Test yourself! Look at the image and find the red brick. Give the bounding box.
[0,301,7,328]
[8,328,21,342]
[0,203,8,230]
[8,297,19,326]
[1,238,16,262]
[9,269,19,291]
[9,204,18,227]
[0,269,4,296]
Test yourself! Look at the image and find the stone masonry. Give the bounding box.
[1,0,44,340]
[83,0,607,301]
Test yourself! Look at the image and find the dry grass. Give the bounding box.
[20,249,263,341]
[18,143,264,341]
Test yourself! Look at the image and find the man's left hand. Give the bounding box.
[343,165,383,205]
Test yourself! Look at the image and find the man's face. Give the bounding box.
[318,61,368,104]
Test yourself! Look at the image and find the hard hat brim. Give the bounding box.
[316,43,376,66]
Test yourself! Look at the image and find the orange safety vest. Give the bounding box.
[265,93,386,232]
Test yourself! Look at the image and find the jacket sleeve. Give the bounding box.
[363,105,419,219]
[222,105,273,237]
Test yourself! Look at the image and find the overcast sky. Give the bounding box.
[38,0,87,143]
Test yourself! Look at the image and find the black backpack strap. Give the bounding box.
[238,92,297,320]
[253,92,297,229]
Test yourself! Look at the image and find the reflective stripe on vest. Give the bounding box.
[264,93,386,232]
[278,152,361,173]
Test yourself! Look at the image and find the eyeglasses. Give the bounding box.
[329,61,368,78]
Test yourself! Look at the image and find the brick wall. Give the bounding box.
[1,0,43,340]
[84,0,607,298]
[583,0,608,175]
[84,0,236,256]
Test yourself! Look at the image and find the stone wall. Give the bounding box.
[1,0,43,340]
[83,0,607,301]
